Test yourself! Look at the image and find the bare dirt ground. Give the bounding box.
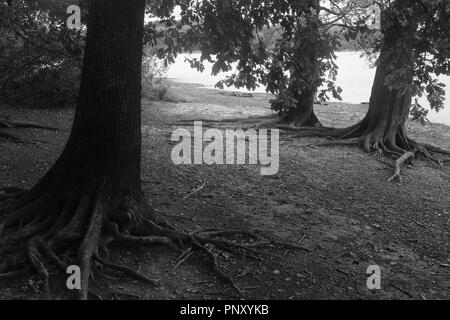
[1,81,449,300]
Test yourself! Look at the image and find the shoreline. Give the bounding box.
[165,80,450,129]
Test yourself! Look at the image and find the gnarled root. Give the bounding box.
[387,152,415,182]
[0,118,58,143]
[174,112,323,131]
[0,186,307,300]
[278,120,449,180]
[173,115,278,130]
[0,118,58,131]
[0,187,28,203]
[0,130,24,143]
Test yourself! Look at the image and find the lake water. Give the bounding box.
[166,52,450,126]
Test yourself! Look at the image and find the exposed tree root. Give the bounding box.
[0,118,58,143]
[277,111,323,129]
[173,115,280,131]
[28,238,51,298]
[0,268,30,280]
[113,289,141,300]
[95,256,158,286]
[0,130,24,143]
[173,115,276,127]
[0,187,28,203]
[387,152,415,182]
[0,118,58,131]
[275,120,450,180]
[179,180,207,202]
[170,248,194,273]
[0,187,307,300]
[420,144,450,156]
[174,112,323,131]
[308,138,361,148]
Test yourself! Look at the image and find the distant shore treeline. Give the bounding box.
[146,22,378,55]
[254,25,377,52]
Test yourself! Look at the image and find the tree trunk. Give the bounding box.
[0,0,152,299]
[359,49,413,154]
[293,6,423,157]
[281,88,322,127]
[32,0,146,202]
[355,6,417,155]
[278,0,322,128]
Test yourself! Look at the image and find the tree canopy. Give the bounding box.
[147,0,450,123]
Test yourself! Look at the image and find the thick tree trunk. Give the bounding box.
[359,50,413,154]
[14,0,150,231]
[349,3,418,155]
[0,118,59,143]
[0,0,152,299]
[278,0,322,128]
[356,7,416,155]
[29,0,146,204]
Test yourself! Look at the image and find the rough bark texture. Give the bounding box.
[280,88,322,128]
[359,48,413,154]
[0,0,153,299]
[278,0,322,128]
[352,6,417,155]
[23,0,148,216]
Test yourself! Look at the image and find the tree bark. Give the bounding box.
[278,0,322,128]
[34,0,146,200]
[356,6,416,154]
[281,88,322,127]
[0,0,151,299]
[359,49,413,154]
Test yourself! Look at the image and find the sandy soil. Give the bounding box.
[0,81,449,300]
